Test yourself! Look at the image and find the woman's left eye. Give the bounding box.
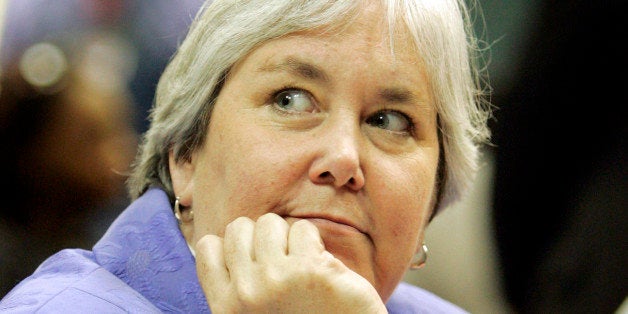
[273,89,317,113]
[365,110,414,134]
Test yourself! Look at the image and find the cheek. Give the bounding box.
[368,162,436,294]
[193,119,306,236]
[221,130,302,199]
[373,182,427,239]
[369,157,437,254]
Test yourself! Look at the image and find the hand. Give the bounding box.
[195,212,388,314]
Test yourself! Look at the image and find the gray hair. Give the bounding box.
[127,0,492,215]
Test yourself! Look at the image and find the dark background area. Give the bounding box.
[490,0,627,313]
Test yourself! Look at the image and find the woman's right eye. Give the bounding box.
[273,89,317,113]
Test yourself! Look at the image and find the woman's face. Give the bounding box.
[171,6,439,300]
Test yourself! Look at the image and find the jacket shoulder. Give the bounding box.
[386,282,468,314]
[0,249,159,313]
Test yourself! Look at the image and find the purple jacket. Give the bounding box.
[0,188,467,313]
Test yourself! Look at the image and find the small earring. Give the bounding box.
[174,196,193,223]
[410,244,429,270]
[174,196,182,221]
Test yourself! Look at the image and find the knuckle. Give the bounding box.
[196,234,220,249]
[227,216,253,230]
[235,283,265,308]
[257,212,289,230]
[256,212,281,224]
[291,220,322,243]
[291,218,315,230]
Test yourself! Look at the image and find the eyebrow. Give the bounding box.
[258,57,331,83]
[378,87,417,104]
[259,57,424,106]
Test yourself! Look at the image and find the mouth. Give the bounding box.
[284,214,366,236]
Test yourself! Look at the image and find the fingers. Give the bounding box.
[196,234,229,298]
[196,214,384,314]
[254,213,289,263]
[217,214,326,264]
[198,214,327,289]
[223,216,255,276]
[288,219,325,256]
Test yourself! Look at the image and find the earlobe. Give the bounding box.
[169,150,194,206]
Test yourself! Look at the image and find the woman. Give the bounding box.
[0,0,491,312]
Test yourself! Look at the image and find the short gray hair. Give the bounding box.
[127,0,492,215]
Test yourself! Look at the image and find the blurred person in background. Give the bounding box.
[491,0,628,312]
[1,0,204,134]
[0,36,138,296]
[0,0,203,297]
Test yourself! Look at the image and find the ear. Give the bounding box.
[169,150,194,207]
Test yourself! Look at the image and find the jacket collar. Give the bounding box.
[93,188,210,313]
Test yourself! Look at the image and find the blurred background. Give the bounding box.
[0,0,206,297]
[0,1,626,313]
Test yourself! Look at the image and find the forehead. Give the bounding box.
[227,6,429,96]
[230,24,434,115]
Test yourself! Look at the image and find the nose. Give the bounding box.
[308,124,365,191]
